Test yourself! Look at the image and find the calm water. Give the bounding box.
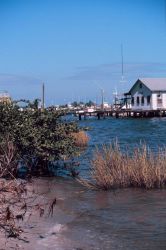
[76,116,166,177]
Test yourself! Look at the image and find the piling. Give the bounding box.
[97,113,100,120]
[115,112,119,118]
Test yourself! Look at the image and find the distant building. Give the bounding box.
[103,102,109,108]
[0,91,11,104]
[127,78,166,110]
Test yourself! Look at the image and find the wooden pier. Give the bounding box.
[75,109,166,120]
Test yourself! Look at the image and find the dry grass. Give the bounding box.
[86,142,166,190]
[71,131,89,147]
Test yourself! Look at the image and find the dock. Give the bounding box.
[74,109,166,120]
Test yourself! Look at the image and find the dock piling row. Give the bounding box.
[76,109,166,120]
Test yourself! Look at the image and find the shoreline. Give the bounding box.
[1,177,166,250]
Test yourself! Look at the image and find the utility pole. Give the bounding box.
[42,83,45,110]
[101,88,104,110]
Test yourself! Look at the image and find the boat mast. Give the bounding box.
[101,88,104,110]
[121,43,124,81]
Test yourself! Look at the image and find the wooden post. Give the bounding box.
[97,113,100,120]
[42,83,45,110]
[115,112,119,118]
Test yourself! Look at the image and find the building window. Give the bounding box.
[141,96,144,105]
[131,97,134,105]
[157,94,162,106]
[137,96,140,105]
[147,96,151,105]
[140,83,142,88]
[157,99,162,105]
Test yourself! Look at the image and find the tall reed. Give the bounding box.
[90,143,166,190]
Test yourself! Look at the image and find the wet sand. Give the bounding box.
[1,177,166,250]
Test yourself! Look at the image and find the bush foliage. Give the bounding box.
[0,102,79,177]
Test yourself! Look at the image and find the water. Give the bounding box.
[21,178,166,250]
[76,116,166,177]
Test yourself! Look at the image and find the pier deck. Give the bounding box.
[74,109,166,120]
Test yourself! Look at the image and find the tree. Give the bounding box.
[71,101,79,107]
[85,100,95,107]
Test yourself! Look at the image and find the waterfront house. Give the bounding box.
[128,78,166,111]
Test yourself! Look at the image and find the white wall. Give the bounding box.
[131,92,152,110]
[131,93,166,110]
[152,93,166,110]
[151,93,157,110]
[162,93,166,109]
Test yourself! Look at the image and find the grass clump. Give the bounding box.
[89,142,166,190]
[71,131,89,148]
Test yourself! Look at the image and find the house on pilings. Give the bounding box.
[125,78,166,111]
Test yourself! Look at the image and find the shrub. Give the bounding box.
[0,138,17,178]
[0,103,80,177]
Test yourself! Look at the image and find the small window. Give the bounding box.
[131,97,134,105]
[147,96,151,105]
[137,96,140,105]
[157,93,162,106]
[157,99,162,105]
[140,83,142,88]
[141,96,144,105]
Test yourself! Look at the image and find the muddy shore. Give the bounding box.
[0,177,166,250]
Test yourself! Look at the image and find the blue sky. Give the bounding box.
[0,0,166,104]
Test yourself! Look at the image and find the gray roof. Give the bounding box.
[139,78,166,91]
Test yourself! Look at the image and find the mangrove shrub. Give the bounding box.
[0,103,79,177]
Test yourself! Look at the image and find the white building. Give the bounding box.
[128,78,166,111]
